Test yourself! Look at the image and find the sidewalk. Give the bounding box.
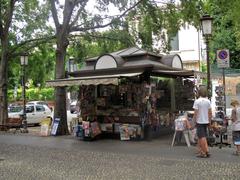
[1,128,240,180]
[0,127,239,163]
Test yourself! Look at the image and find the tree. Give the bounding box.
[0,0,51,128]
[27,43,56,87]
[204,0,240,70]
[49,0,143,135]
[0,0,16,127]
[127,0,204,53]
[68,29,134,62]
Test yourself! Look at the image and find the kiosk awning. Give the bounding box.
[152,69,195,77]
[46,72,143,87]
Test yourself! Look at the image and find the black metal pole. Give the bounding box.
[206,37,211,98]
[22,64,28,133]
[222,68,226,115]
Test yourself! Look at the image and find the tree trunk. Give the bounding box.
[0,0,16,130]
[0,39,9,130]
[54,34,69,135]
[54,86,68,135]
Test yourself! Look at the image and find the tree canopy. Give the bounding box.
[0,0,51,126]
[205,0,240,70]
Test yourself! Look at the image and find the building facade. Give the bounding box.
[169,24,206,71]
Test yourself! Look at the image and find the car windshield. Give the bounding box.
[8,106,23,113]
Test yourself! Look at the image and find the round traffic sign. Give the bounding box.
[218,50,228,60]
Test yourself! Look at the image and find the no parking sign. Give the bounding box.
[217,49,230,68]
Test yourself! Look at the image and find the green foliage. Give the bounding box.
[127,0,204,53]
[27,43,56,86]
[231,1,240,49]
[37,88,55,101]
[2,0,54,91]
[7,42,56,90]
[138,13,154,50]
[27,88,39,100]
[68,29,134,65]
[13,0,52,41]
[200,62,207,72]
[8,87,54,102]
[205,0,240,69]
[180,0,203,27]
[7,57,21,89]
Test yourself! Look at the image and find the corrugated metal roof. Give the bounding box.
[115,47,145,56]
[85,47,163,62]
[122,60,176,70]
[68,64,153,77]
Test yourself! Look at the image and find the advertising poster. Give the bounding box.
[51,118,60,136]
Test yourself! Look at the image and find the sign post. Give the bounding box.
[217,49,230,115]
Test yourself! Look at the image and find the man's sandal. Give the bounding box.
[206,152,211,157]
[196,153,208,158]
[232,151,240,156]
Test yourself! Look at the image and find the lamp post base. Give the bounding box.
[22,120,28,133]
[21,129,29,133]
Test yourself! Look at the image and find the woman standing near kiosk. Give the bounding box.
[230,99,240,156]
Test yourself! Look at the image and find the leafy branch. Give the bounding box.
[70,0,144,32]
[9,35,56,58]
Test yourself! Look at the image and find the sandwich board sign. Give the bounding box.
[217,49,230,68]
[51,118,60,136]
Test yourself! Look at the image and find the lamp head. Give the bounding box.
[20,52,29,66]
[200,14,213,36]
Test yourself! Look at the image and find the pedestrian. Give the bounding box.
[230,99,240,156]
[193,86,212,158]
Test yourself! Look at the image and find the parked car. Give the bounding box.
[27,101,53,111]
[8,105,22,113]
[8,103,52,125]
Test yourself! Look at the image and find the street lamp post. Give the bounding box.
[68,57,75,73]
[20,53,28,133]
[200,14,213,98]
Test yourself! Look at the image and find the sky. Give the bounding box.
[45,0,121,30]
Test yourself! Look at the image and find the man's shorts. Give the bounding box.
[196,124,208,138]
[233,131,240,145]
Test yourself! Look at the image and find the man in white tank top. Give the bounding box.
[193,86,212,158]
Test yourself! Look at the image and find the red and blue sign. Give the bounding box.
[217,49,230,68]
[218,50,228,60]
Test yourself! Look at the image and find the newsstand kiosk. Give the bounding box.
[47,47,196,141]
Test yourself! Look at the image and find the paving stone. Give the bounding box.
[0,131,240,180]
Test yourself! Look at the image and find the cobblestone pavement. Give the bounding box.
[0,129,240,180]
